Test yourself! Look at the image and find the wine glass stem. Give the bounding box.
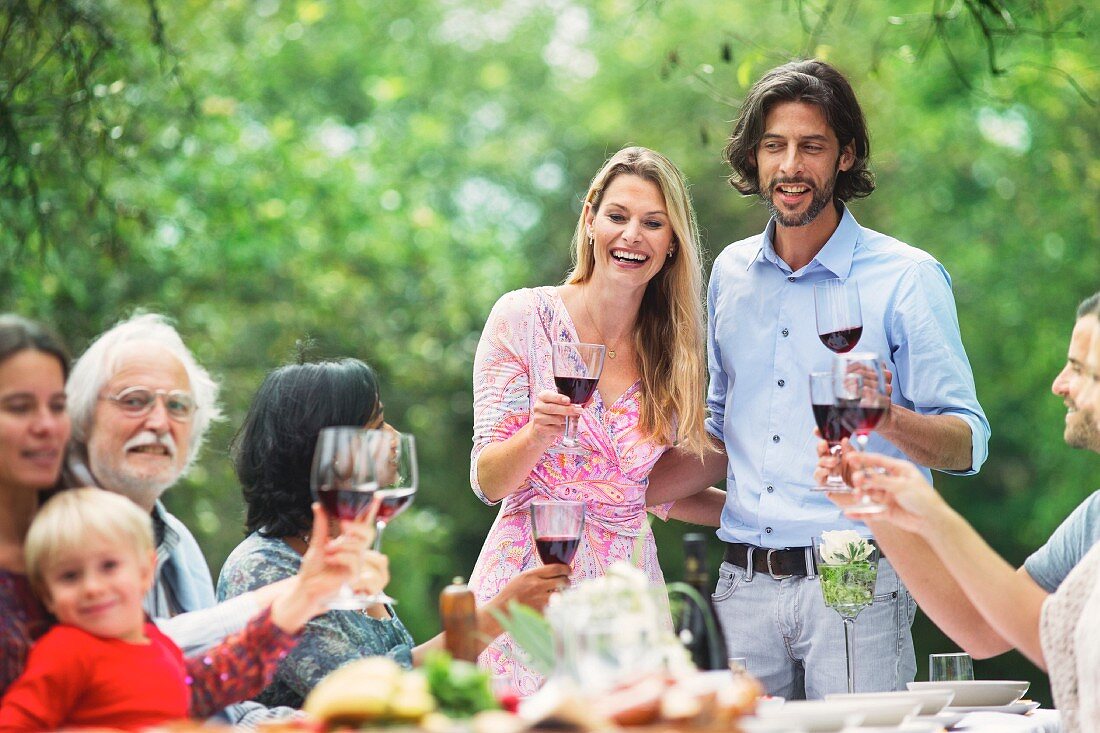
[373,520,387,552]
[843,615,857,694]
[562,415,580,447]
[827,443,845,487]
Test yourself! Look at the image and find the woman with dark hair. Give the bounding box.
[0,315,71,693]
[217,359,568,710]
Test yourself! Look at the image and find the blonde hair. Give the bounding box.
[566,146,710,456]
[25,487,154,598]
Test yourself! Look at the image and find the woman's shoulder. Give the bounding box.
[490,286,558,315]
[217,532,299,598]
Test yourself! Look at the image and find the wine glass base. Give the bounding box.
[362,592,397,606]
[811,484,854,493]
[328,596,375,611]
[547,443,589,455]
[846,502,887,516]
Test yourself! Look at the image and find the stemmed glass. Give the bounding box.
[813,535,880,694]
[833,353,891,514]
[809,371,851,492]
[550,342,606,454]
[310,426,379,610]
[365,430,417,552]
[530,500,584,567]
[815,278,863,354]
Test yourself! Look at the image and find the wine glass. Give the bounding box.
[530,500,584,567]
[813,535,880,694]
[929,652,975,682]
[810,371,851,492]
[815,278,863,354]
[311,426,379,610]
[364,430,417,552]
[833,353,891,515]
[550,342,606,454]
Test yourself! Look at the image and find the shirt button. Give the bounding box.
[777,379,786,387]
[765,527,773,534]
[787,276,796,282]
[772,434,780,443]
[781,328,790,337]
[766,485,775,493]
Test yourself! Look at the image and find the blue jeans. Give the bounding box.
[712,556,916,699]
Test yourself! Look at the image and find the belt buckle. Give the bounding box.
[766,548,792,580]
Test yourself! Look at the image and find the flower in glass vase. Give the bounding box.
[815,531,878,617]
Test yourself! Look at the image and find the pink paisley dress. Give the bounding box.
[468,286,672,694]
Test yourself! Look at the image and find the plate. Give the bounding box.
[826,689,955,715]
[906,680,1029,707]
[944,699,1041,715]
[914,711,966,729]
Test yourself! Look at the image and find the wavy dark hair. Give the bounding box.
[230,359,382,538]
[723,58,875,202]
[0,314,70,377]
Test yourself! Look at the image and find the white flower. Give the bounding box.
[819,530,873,564]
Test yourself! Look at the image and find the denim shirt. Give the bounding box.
[706,206,990,548]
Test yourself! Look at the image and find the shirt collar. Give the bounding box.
[750,204,860,279]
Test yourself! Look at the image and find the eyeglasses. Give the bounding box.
[103,386,196,421]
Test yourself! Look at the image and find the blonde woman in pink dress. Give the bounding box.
[468,147,725,693]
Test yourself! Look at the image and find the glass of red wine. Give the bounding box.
[364,429,417,554]
[531,500,584,567]
[814,278,863,354]
[833,353,891,515]
[809,371,851,492]
[310,426,379,610]
[551,342,606,454]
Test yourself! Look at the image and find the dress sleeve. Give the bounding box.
[0,629,85,732]
[470,290,537,504]
[185,608,298,718]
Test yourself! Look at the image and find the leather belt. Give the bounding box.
[723,542,815,580]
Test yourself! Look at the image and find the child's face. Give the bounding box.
[40,534,155,644]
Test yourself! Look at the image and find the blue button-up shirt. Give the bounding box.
[705,206,989,548]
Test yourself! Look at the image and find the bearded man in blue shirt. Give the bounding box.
[648,58,990,699]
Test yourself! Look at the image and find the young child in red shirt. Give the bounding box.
[0,487,368,731]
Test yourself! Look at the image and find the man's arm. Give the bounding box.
[863,520,1019,659]
[646,437,728,506]
[875,408,973,472]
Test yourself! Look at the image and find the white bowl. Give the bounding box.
[825,688,955,715]
[755,699,865,732]
[907,680,1029,707]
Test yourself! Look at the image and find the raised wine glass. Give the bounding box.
[815,278,863,354]
[311,426,378,610]
[550,342,606,455]
[813,534,880,694]
[809,371,851,492]
[833,353,891,515]
[530,500,585,567]
[364,430,417,553]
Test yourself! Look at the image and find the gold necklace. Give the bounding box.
[581,291,627,359]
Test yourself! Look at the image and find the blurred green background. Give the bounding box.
[3,0,1098,706]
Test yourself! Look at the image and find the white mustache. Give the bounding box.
[124,431,177,458]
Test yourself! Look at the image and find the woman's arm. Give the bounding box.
[410,565,569,666]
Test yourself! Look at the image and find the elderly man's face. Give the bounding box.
[87,345,193,510]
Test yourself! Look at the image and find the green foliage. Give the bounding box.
[488,601,555,676]
[3,0,1099,707]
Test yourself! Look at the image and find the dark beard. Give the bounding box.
[759,157,842,227]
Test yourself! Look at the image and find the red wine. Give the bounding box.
[318,485,376,521]
[554,376,598,407]
[812,403,851,444]
[838,402,887,435]
[376,488,416,523]
[535,536,580,566]
[818,326,863,353]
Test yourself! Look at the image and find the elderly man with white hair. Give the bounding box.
[65,312,230,629]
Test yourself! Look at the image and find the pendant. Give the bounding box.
[608,350,616,359]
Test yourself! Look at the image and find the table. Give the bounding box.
[954,708,1060,732]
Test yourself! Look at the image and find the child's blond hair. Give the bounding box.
[25,487,155,598]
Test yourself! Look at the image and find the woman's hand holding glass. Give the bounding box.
[270,503,374,632]
[527,389,583,450]
[823,451,951,534]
